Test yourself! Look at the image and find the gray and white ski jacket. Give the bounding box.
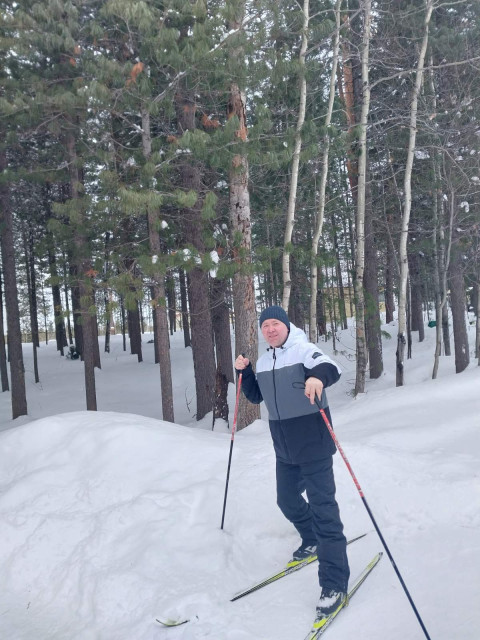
[239,324,341,464]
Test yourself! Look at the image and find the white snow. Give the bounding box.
[0,319,479,639]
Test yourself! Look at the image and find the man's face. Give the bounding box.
[261,318,289,348]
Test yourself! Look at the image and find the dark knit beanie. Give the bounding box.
[259,305,290,330]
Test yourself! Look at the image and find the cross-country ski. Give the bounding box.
[304,552,382,639]
[231,532,367,602]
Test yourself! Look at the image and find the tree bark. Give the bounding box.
[22,226,39,383]
[175,88,216,421]
[166,274,176,335]
[211,276,234,426]
[385,249,395,324]
[0,148,27,418]
[103,232,111,354]
[227,3,259,429]
[142,108,174,423]
[364,172,383,378]
[64,129,97,411]
[408,250,425,341]
[448,223,470,374]
[48,248,67,355]
[179,268,191,347]
[63,257,73,346]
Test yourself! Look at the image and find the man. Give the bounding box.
[234,305,349,618]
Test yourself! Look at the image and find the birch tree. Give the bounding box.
[396,0,434,386]
[309,0,342,343]
[353,0,372,396]
[282,0,309,311]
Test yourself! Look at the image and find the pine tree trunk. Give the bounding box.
[103,232,111,354]
[127,306,143,361]
[120,295,126,351]
[92,295,101,370]
[63,258,73,346]
[166,274,176,335]
[142,108,174,423]
[385,251,395,324]
[150,287,159,364]
[448,226,470,374]
[48,248,66,355]
[0,269,10,391]
[120,216,143,362]
[175,88,216,421]
[70,264,83,355]
[227,85,259,429]
[211,276,234,425]
[186,268,216,420]
[64,129,97,411]
[409,251,425,341]
[0,148,27,418]
[22,227,39,383]
[179,269,191,347]
[364,175,383,379]
[432,172,454,378]
[226,3,259,429]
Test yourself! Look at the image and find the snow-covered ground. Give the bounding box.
[0,319,479,639]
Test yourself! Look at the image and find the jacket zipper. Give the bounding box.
[272,349,280,420]
[272,348,290,461]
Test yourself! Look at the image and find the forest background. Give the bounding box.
[0,0,479,427]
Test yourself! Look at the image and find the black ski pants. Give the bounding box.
[276,456,350,592]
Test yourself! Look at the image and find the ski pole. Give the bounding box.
[220,372,242,530]
[318,404,432,640]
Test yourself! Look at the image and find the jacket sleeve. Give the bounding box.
[236,363,263,404]
[303,347,341,389]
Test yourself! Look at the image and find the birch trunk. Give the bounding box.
[142,108,174,422]
[309,0,342,342]
[282,0,309,311]
[396,0,433,386]
[353,0,372,396]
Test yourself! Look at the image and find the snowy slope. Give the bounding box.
[0,324,479,639]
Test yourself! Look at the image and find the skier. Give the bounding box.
[234,305,349,618]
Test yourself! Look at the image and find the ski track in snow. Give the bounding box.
[0,322,479,639]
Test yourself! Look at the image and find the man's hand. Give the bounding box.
[304,376,324,405]
[235,354,250,370]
